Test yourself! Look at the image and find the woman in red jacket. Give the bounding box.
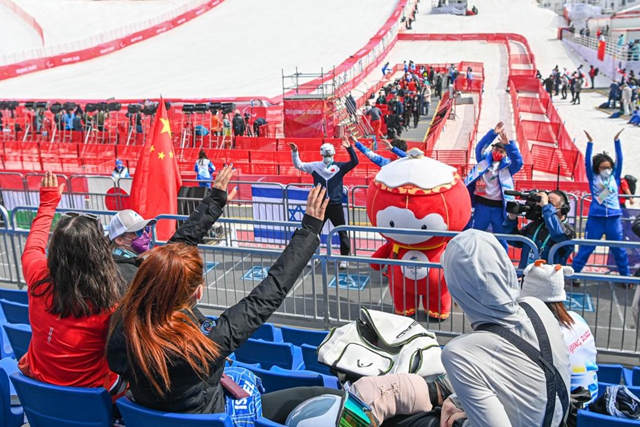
[20,171,124,396]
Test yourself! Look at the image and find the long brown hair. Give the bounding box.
[546,301,575,329]
[117,243,219,395]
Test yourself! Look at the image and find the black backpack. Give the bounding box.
[625,175,637,195]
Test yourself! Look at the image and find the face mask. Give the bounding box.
[130,233,151,254]
[323,156,334,165]
[600,168,612,178]
[492,151,504,162]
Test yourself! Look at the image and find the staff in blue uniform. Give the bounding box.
[464,121,524,251]
[195,149,215,188]
[289,137,359,269]
[353,136,407,168]
[573,130,629,277]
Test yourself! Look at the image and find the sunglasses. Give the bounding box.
[62,212,101,222]
[134,226,151,238]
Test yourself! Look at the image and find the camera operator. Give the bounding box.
[503,190,575,269]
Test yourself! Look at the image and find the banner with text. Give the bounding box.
[283,99,327,138]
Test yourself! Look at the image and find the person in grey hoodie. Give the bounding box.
[439,229,570,427]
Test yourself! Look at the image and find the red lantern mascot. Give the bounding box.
[366,148,471,320]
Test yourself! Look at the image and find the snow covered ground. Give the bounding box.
[0,2,43,54]
[1,0,192,56]
[0,0,395,99]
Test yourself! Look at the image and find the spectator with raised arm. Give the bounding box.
[21,172,125,398]
[353,135,407,168]
[465,122,523,251]
[572,130,629,278]
[289,138,358,268]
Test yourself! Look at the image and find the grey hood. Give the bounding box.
[442,229,524,329]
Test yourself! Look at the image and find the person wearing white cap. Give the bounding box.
[109,165,237,289]
[522,260,598,403]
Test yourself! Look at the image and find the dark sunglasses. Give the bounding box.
[134,226,151,238]
[62,212,101,222]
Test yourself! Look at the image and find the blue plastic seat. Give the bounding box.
[117,397,234,426]
[255,417,286,427]
[597,382,640,398]
[280,327,328,347]
[225,360,262,370]
[3,325,31,361]
[10,372,112,427]
[597,364,625,385]
[576,409,640,426]
[0,290,28,305]
[235,339,304,370]
[245,366,325,393]
[0,301,29,326]
[300,344,333,376]
[631,367,640,387]
[270,366,339,389]
[251,323,283,342]
[0,358,23,427]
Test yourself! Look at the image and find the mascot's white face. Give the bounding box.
[376,206,448,245]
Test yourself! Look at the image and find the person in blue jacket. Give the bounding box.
[194,149,215,188]
[573,130,629,277]
[629,106,640,125]
[353,136,407,168]
[464,122,524,251]
[289,137,359,268]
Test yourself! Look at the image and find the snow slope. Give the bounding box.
[0,0,396,99]
[0,2,43,54]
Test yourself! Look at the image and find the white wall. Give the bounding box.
[564,38,640,80]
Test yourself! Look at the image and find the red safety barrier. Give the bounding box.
[530,145,581,177]
[0,0,227,81]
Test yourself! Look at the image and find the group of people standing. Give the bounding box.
[541,65,589,105]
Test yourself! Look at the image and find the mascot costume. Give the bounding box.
[366,148,471,320]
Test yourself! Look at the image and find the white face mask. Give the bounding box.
[323,156,334,165]
[600,168,613,178]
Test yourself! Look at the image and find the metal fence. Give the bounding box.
[4,208,640,357]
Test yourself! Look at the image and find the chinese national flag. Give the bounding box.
[129,101,182,241]
[598,39,606,61]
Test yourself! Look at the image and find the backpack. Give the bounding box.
[317,308,444,382]
[625,175,637,195]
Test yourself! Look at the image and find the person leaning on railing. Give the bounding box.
[503,190,575,270]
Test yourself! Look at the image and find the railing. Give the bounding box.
[562,30,637,62]
[4,207,640,357]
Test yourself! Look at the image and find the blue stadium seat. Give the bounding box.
[0,290,28,305]
[300,344,333,376]
[597,382,640,398]
[270,366,339,389]
[0,301,29,326]
[225,360,262,370]
[10,372,112,427]
[280,326,328,347]
[245,366,325,393]
[0,358,23,427]
[597,364,625,385]
[251,323,283,342]
[576,409,640,426]
[3,325,31,361]
[116,397,234,427]
[631,367,640,387]
[255,417,286,427]
[235,339,303,370]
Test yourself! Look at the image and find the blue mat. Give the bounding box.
[242,266,271,281]
[328,273,370,291]
[564,293,594,313]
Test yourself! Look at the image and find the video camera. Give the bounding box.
[505,189,543,220]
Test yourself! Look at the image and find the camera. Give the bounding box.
[505,189,543,220]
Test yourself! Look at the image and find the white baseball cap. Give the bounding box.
[108,210,157,241]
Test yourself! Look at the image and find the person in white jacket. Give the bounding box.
[521,260,598,404]
[621,84,632,116]
[439,229,571,427]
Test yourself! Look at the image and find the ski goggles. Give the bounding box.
[338,392,379,427]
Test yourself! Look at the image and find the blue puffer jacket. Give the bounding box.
[586,139,623,217]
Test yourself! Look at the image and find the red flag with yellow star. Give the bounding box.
[129,100,182,241]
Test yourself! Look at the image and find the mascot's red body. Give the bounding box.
[366,149,470,320]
